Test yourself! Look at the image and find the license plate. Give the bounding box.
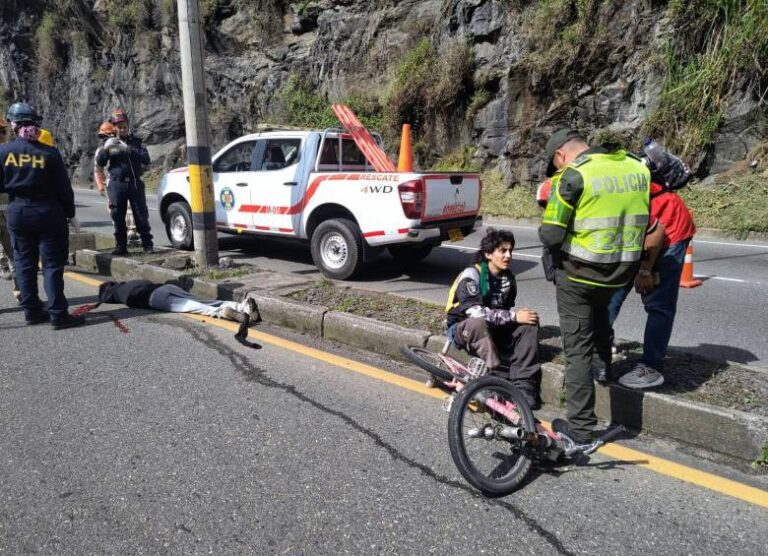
[448,228,464,242]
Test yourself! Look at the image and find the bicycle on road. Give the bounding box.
[402,341,624,496]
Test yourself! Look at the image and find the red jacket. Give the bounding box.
[650,183,696,246]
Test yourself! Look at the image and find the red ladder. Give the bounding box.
[331,104,396,173]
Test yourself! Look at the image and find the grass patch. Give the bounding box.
[430,146,481,172]
[753,443,768,468]
[384,37,474,148]
[278,74,384,131]
[35,12,61,77]
[288,280,446,334]
[480,169,542,219]
[679,171,768,234]
[107,0,153,32]
[206,265,257,281]
[644,0,768,161]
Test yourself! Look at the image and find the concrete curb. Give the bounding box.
[73,247,767,463]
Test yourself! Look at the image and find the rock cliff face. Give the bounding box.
[0,0,765,184]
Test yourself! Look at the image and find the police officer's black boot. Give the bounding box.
[51,313,86,330]
[25,307,50,325]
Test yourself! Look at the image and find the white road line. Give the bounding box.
[439,243,542,259]
[696,275,749,284]
[695,240,768,249]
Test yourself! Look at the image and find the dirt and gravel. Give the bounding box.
[288,280,768,417]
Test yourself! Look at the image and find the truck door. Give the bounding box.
[211,139,261,231]
[250,137,304,233]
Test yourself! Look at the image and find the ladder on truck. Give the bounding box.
[331,104,397,173]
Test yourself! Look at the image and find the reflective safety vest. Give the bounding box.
[544,151,650,284]
[445,264,483,313]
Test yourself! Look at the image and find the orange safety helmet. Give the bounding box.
[109,108,129,124]
[98,121,116,139]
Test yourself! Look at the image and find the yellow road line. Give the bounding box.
[64,271,768,509]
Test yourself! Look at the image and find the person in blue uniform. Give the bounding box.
[0,102,85,329]
[95,108,153,255]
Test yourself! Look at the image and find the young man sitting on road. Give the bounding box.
[445,228,542,409]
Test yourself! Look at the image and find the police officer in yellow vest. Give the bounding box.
[0,102,85,329]
[539,128,650,443]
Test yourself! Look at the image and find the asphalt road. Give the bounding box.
[1,276,766,554]
[74,187,768,366]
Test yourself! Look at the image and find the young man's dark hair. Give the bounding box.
[473,228,516,264]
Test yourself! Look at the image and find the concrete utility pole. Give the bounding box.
[177,0,218,267]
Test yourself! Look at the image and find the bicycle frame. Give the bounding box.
[435,340,625,458]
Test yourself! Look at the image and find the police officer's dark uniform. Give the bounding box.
[539,128,650,443]
[0,103,84,329]
[95,111,153,254]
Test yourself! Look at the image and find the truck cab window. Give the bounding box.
[213,141,258,173]
[260,139,302,171]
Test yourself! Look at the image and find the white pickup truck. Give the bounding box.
[157,128,482,279]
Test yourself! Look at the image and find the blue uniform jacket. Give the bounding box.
[95,135,150,185]
[0,138,75,218]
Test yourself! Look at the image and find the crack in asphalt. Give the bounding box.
[164,318,574,556]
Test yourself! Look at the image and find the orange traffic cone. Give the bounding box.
[397,124,413,172]
[680,242,703,288]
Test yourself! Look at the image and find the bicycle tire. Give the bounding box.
[400,345,456,382]
[447,376,535,496]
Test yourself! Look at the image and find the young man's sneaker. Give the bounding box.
[551,418,593,444]
[51,314,86,330]
[618,363,664,389]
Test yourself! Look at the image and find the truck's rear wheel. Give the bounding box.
[310,218,364,280]
[388,244,435,263]
[166,201,194,250]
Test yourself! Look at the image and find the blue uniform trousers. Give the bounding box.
[7,199,69,319]
[108,181,153,249]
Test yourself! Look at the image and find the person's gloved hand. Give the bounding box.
[104,137,127,155]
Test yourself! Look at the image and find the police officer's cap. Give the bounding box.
[6,102,42,125]
[545,128,585,177]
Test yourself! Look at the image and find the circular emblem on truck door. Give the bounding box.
[220,187,235,211]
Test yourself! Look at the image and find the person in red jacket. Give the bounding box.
[608,182,696,389]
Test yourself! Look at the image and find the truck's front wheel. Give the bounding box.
[311,218,364,280]
[166,201,194,250]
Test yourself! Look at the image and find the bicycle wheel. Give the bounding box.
[447,376,536,496]
[400,345,455,382]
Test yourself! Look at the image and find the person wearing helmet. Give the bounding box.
[93,122,115,196]
[0,102,85,329]
[95,108,153,255]
[0,117,21,299]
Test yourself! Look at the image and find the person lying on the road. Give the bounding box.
[97,279,261,347]
[445,228,542,409]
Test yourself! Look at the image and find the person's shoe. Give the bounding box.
[221,306,246,323]
[591,360,612,384]
[25,309,50,325]
[112,246,128,256]
[51,314,86,330]
[0,266,12,280]
[619,363,664,389]
[551,418,593,445]
[242,297,261,323]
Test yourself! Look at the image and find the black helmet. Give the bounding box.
[6,102,42,125]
